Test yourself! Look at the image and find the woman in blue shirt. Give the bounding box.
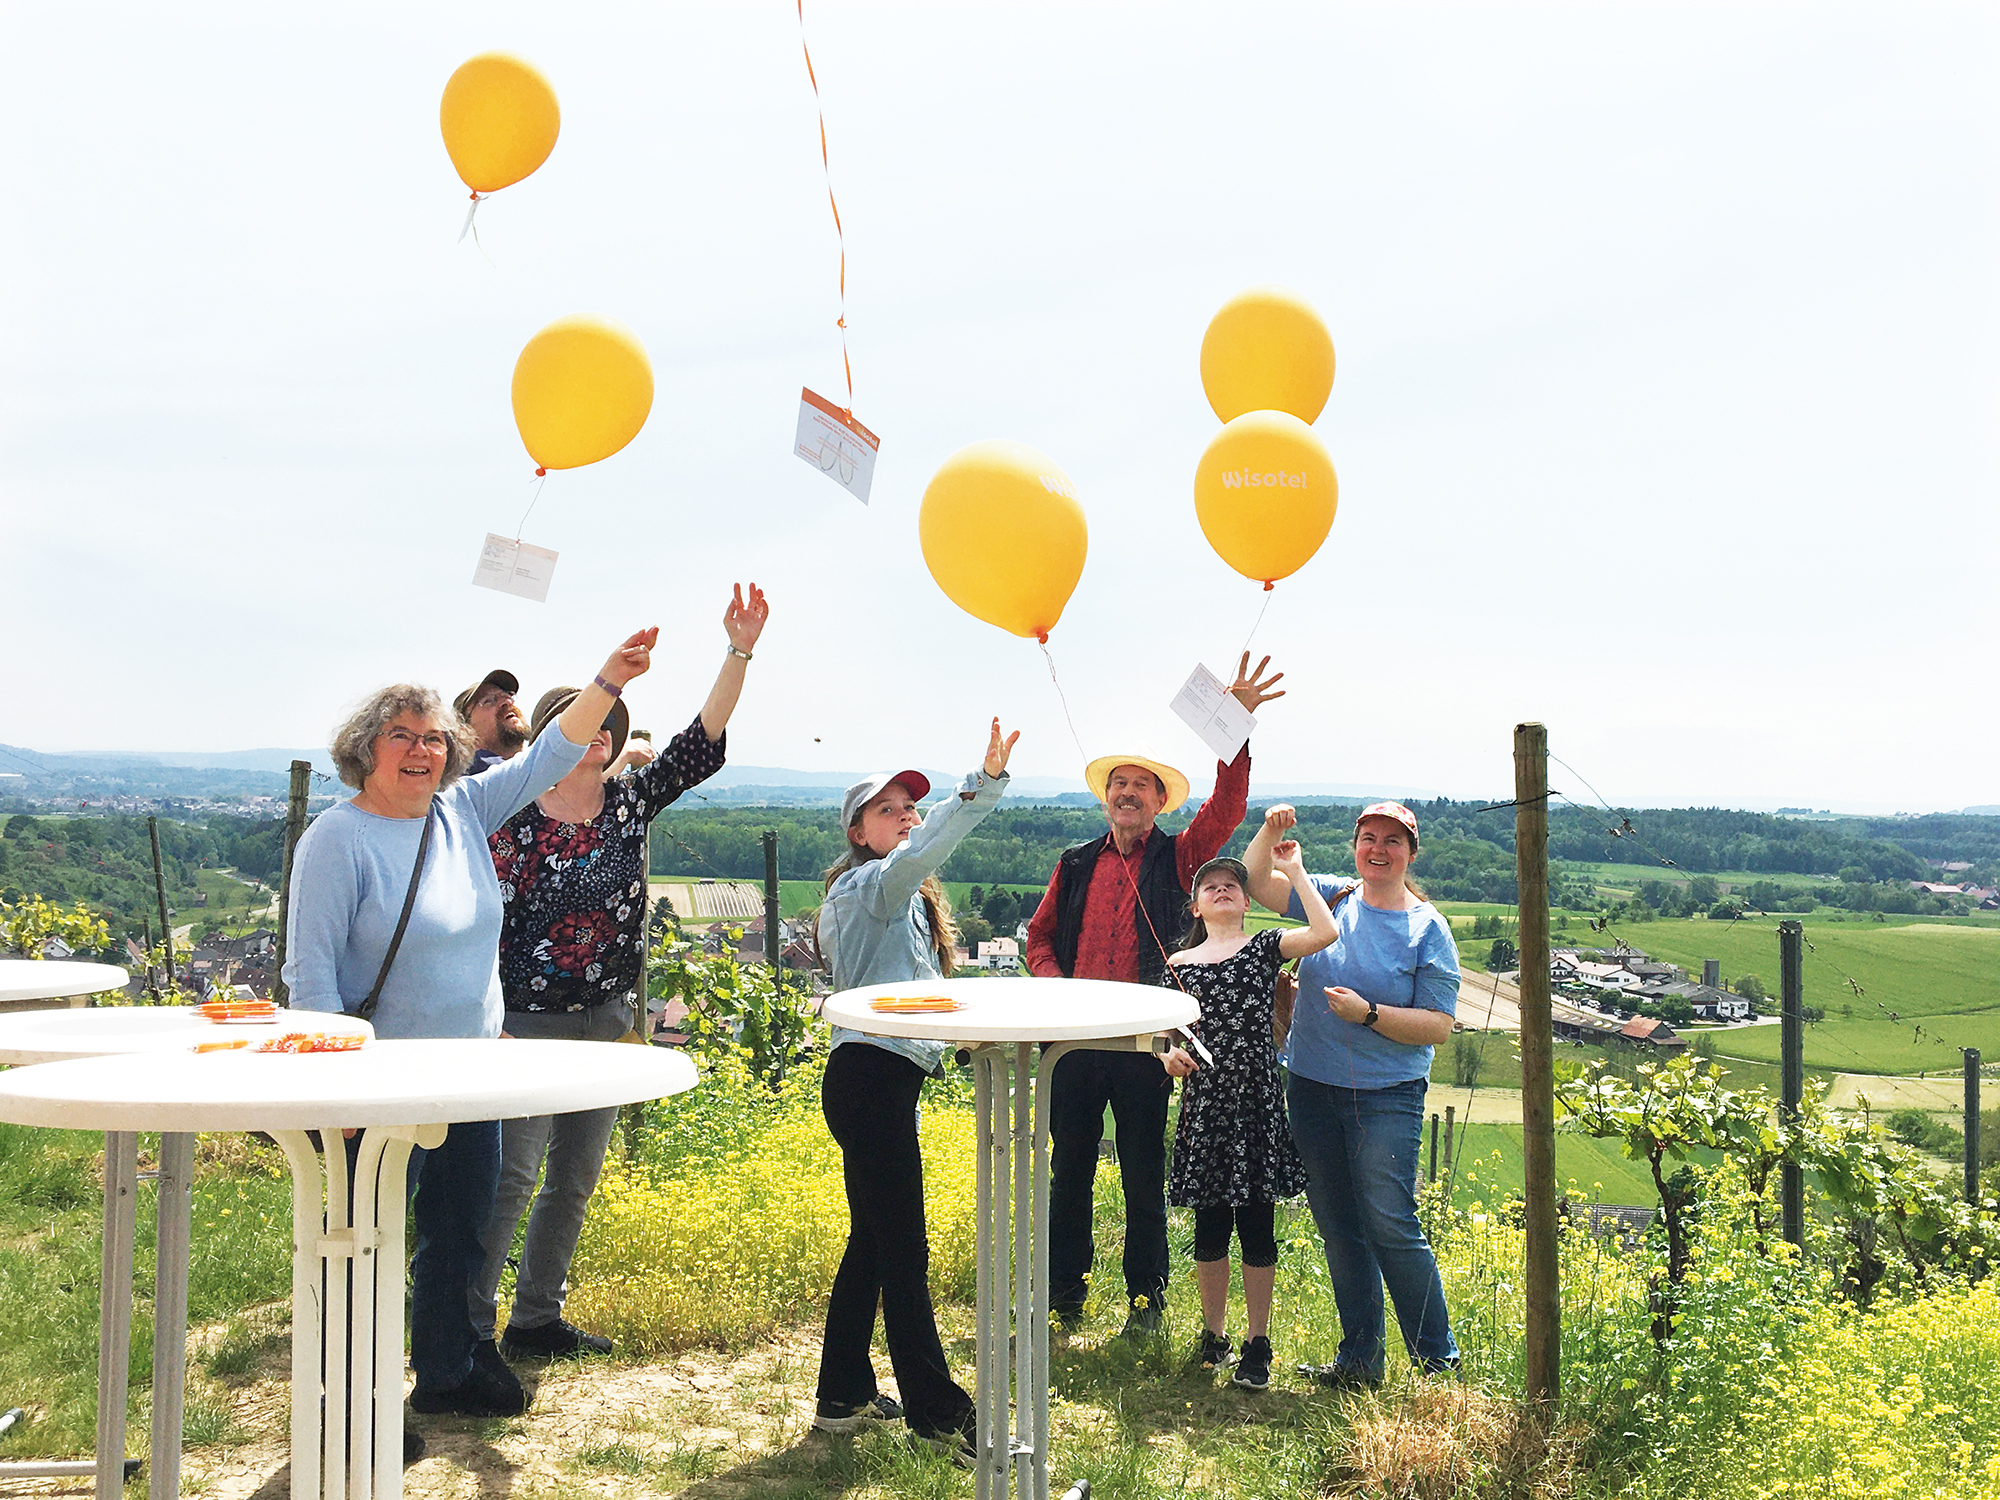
[1242,800,1460,1387]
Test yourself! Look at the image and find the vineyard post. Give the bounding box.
[1514,721,1559,1411]
[1966,1049,1982,1204]
[1779,919,1804,1248]
[763,830,784,1083]
[1442,1104,1456,1181]
[1428,1112,1440,1183]
[148,815,176,994]
[271,759,310,1006]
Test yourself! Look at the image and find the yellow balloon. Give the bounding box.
[440,53,560,194]
[1199,285,1335,424]
[1193,411,1338,586]
[920,441,1087,642]
[511,316,654,473]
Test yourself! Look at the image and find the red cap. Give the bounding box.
[1355,801,1419,848]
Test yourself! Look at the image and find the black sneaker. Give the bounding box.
[811,1394,904,1434]
[1298,1362,1381,1393]
[410,1351,527,1417]
[402,1427,426,1464]
[1232,1336,1273,1390]
[501,1317,613,1359]
[1119,1298,1165,1341]
[911,1409,977,1468]
[1195,1329,1233,1370]
[471,1338,510,1376]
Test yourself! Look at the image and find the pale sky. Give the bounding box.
[4,3,1994,813]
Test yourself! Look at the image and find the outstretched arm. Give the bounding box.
[698,583,768,742]
[1273,839,1337,962]
[866,719,1018,911]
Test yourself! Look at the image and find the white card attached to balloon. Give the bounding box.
[1170,664,1256,763]
[795,387,880,504]
[471,534,558,603]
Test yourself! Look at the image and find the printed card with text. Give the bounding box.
[1170,663,1256,763]
[471,534,558,603]
[794,386,880,504]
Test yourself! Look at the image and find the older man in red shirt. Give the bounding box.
[1024,655,1283,1336]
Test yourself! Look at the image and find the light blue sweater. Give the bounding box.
[822,768,1007,1073]
[283,726,589,1040]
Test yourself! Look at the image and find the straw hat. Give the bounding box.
[1083,754,1190,815]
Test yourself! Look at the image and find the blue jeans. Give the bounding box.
[1286,1074,1457,1376]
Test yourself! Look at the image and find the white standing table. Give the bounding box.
[0,1004,370,1498]
[0,959,131,1012]
[822,977,1197,1500]
[0,1035,699,1500]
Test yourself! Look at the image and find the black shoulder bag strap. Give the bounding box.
[355,800,437,1023]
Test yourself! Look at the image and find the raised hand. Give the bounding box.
[724,582,769,654]
[1228,652,1286,714]
[983,717,1021,778]
[1271,838,1306,876]
[1263,803,1298,837]
[602,627,658,689]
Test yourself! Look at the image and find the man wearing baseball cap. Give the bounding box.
[1024,653,1286,1337]
[454,669,528,774]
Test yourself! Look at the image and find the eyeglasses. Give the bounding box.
[471,690,514,712]
[382,729,450,754]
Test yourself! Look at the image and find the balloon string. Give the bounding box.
[797,0,854,413]
[1039,641,1089,767]
[1238,585,1275,660]
[458,192,485,244]
[515,473,548,541]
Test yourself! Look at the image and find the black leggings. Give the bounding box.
[1193,1202,1278,1268]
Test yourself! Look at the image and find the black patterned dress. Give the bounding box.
[1165,928,1310,1207]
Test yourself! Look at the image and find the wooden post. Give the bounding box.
[1966,1049,1982,1204]
[1514,721,1560,1412]
[1428,1112,1440,1183]
[148,815,176,995]
[271,760,311,1006]
[1779,920,1805,1247]
[1441,1103,1456,1182]
[762,830,782,971]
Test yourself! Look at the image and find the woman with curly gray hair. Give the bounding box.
[282,625,658,1426]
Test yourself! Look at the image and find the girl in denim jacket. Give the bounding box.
[810,718,1017,1458]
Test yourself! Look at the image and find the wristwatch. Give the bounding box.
[1362,1001,1380,1029]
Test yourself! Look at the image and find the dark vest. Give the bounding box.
[1048,829,1192,983]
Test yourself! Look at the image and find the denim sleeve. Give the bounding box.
[1411,911,1462,1016]
[457,721,591,835]
[857,768,1007,916]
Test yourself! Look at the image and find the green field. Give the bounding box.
[1443,1122,1661,1208]
[1557,861,1838,895]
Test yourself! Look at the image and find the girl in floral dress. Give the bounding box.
[1164,839,1337,1388]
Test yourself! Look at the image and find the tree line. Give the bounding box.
[0,813,283,942]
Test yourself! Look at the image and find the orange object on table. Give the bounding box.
[868,996,965,1014]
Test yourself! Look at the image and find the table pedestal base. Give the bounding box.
[272,1123,444,1500]
[969,1038,1159,1500]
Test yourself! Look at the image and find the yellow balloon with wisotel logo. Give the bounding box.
[511,315,654,474]
[920,440,1087,642]
[440,53,561,194]
[1199,285,1335,424]
[1193,411,1338,588]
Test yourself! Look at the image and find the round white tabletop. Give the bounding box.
[0,1037,699,1134]
[0,958,130,1004]
[0,1005,374,1066]
[822,975,1198,1043]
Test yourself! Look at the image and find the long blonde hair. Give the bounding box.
[818,848,960,976]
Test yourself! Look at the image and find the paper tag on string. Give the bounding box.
[1170,663,1256,763]
[794,387,879,504]
[471,534,558,603]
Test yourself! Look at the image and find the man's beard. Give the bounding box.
[493,719,529,755]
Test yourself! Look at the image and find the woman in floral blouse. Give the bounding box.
[469,583,768,1363]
